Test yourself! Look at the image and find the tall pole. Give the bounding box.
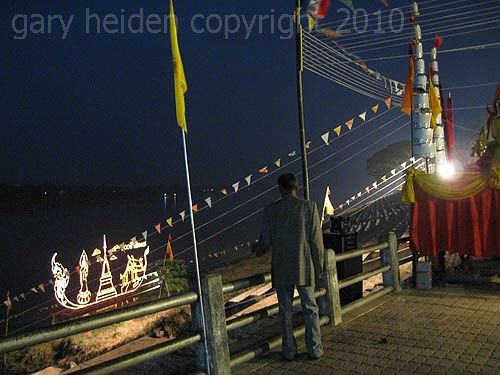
[295,0,310,200]
[181,132,210,375]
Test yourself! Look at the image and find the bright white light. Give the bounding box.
[438,161,455,179]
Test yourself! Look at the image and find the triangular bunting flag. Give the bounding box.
[180,211,186,221]
[384,97,392,108]
[379,0,389,6]
[357,192,362,197]
[321,132,330,146]
[168,233,173,242]
[131,236,137,245]
[119,243,125,251]
[381,175,387,182]
[345,118,354,130]
[205,197,212,208]
[346,200,350,205]
[351,196,356,201]
[38,284,45,293]
[13,296,19,303]
[142,230,148,241]
[31,288,38,294]
[401,162,407,169]
[274,159,281,168]
[333,126,342,136]
[372,182,378,189]
[245,175,252,186]
[288,151,297,157]
[365,186,370,193]
[305,141,312,149]
[371,104,379,113]
[48,279,53,285]
[20,293,25,300]
[192,204,199,213]
[410,157,416,163]
[339,203,344,210]
[220,188,228,195]
[166,217,174,227]
[155,223,161,234]
[391,169,397,175]
[359,112,367,121]
[232,181,240,193]
[259,166,269,174]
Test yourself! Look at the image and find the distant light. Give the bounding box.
[438,161,455,179]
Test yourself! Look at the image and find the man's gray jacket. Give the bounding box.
[255,194,325,288]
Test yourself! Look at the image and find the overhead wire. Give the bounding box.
[341,16,500,51]
[319,0,463,28]
[174,118,410,258]
[320,0,500,45]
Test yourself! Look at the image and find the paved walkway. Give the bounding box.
[235,286,500,374]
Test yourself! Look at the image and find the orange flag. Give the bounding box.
[192,204,199,213]
[384,97,392,109]
[155,223,162,234]
[166,241,174,262]
[259,166,269,174]
[38,283,46,293]
[401,44,414,116]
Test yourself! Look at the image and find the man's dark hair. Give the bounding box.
[278,173,298,193]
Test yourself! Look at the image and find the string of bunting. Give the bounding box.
[2,97,396,312]
[322,156,421,217]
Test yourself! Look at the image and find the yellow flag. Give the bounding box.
[6,291,13,313]
[322,187,334,220]
[170,0,188,132]
[429,78,442,129]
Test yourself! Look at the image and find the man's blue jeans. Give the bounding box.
[276,285,324,359]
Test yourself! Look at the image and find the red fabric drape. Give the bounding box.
[410,184,500,257]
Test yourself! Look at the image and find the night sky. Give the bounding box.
[1,0,499,201]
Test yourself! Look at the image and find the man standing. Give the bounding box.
[253,173,324,360]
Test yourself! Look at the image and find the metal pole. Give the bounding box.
[295,0,310,201]
[181,131,211,375]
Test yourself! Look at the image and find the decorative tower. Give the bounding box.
[430,46,447,169]
[96,234,118,302]
[411,2,436,173]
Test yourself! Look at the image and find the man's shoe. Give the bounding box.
[309,351,324,360]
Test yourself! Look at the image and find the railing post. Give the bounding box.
[320,249,342,326]
[381,232,402,293]
[191,273,231,374]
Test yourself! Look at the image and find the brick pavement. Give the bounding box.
[235,286,500,375]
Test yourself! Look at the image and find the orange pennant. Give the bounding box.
[166,241,174,262]
[192,204,199,213]
[305,141,312,149]
[339,203,344,210]
[38,284,46,293]
[259,166,269,174]
[155,223,161,234]
[166,217,173,227]
[345,118,354,130]
[384,97,392,109]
